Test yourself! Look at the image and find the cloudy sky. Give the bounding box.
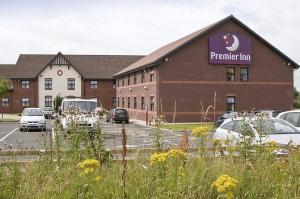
[1,0,299,87]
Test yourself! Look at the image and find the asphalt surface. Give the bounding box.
[0,121,197,152]
[0,121,52,151]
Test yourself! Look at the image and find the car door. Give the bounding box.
[278,112,300,131]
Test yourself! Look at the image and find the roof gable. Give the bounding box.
[115,15,299,76]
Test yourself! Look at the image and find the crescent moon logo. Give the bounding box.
[223,34,239,52]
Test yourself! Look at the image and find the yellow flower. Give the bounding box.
[77,159,100,176]
[192,125,212,137]
[95,176,102,182]
[211,174,238,198]
[167,149,187,159]
[77,159,100,169]
[212,139,222,147]
[149,152,168,166]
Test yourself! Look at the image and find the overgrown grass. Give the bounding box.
[1,150,300,199]
[1,115,300,199]
[162,122,215,131]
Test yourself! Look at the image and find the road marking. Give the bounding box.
[0,127,18,142]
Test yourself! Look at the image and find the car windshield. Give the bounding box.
[23,109,43,116]
[63,101,97,113]
[43,108,53,111]
[116,109,127,114]
[253,118,299,135]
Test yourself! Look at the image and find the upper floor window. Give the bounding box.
[240,67,248,81]
[134,73,137,84]
[91,80,98,89]
[150,71,154,82]
[127,75,130,85]
[226,67,235,81]
[117,79,120,87]
[22,97,30,107]
[113,80,116,88]
[226,96,235,111]
[21,80,29,88]
[45,78,52,90]
[141,97,145,110]
[1,98,9,107]
[68,78,75,90]
[45,96,52,107]
[150,96,154,111]
[141,71,145,83]
[122,78,124,86]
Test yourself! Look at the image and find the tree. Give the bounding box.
[53,95,63,113]
[0,79,9,119]
[0,79,9,97]
[294,87,299,100]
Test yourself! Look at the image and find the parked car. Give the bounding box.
[20,108,46,131]
[213,117,300,147]
[277,110,300,131]
[42,107,55,119]
[215,111,238,127]
[255,109,283,118]
[110,108,129,123]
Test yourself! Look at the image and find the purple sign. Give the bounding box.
[209,33,252,65]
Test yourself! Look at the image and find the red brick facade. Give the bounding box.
[115,18,295,123]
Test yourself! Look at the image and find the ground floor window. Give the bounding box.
[122,97,124,108]
[22,97,30,107]
[1,98,9,107]
[150,96,154,111]
[45,96,52,107]
[134,97,137,109]
[127,97,130,108]
[141,97,145,110]
[226,96,235,111]
[112,97,116,107]
[117,97,119,107]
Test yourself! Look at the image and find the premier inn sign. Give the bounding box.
[209,33,252,65]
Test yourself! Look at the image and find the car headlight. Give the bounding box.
[20,120,28,124]
[39,120,46,124]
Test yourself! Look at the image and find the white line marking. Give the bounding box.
[0,127,18,142]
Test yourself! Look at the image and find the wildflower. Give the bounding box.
[212,139,222,147]
[149,152,168,166]
[211,174,238,199]
[192,125,212,137]
[77,159,100,169]
[167,149,187,159]
[265,140,279,153]
[95,176,102,182]
[77,159,100,176]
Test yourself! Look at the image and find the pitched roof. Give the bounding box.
[0,64,15,79]
[115,15,299,76]
[12,54,144,79]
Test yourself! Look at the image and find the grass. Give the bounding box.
[1,116,300,198]
[162,122,215,131]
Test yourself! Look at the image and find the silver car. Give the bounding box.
[20,108,46,131]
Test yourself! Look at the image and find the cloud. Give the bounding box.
[0,0,299,87]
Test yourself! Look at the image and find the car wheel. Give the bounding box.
[126,120,129,123]
[20,128,23,132]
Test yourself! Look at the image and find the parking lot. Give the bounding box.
[0,120,196,152]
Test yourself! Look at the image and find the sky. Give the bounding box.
[0,0,299,88]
